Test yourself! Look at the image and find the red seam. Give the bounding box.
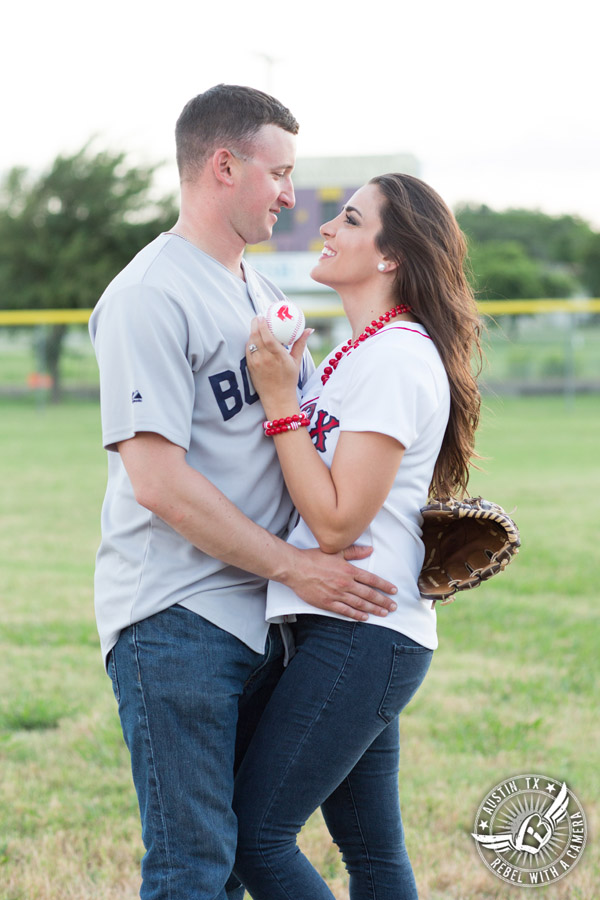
[374,326,432,340]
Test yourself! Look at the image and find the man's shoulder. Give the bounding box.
[90,236,188,339]
[105,234,176,292]
[95,234,212,312]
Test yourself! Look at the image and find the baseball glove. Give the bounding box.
[418,496,520,605]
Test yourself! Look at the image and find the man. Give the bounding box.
[89,84,397,900]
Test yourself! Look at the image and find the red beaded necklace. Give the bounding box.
[321,304,412,386]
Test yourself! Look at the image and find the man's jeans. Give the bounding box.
[233,615,433,900]
[108,604,284,900]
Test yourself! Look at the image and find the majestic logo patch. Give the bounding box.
[471,774,587,887]
[131,390,143,403]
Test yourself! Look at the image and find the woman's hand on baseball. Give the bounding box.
[246,316,311,411]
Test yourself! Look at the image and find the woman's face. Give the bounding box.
[310,183,390,290]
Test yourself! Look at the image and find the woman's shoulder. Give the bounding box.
[375,320,432,345]
[349,324,448,397]
[356,322,440,367]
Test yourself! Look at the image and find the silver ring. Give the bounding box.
[249,343,258,353]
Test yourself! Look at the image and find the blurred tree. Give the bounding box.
[456,204,597,299]
[581,232,600,297]
[468,240,578,300]
[456,205,593,264]
[468,240,544,300]
[0,144,176,400]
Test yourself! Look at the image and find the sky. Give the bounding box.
[3,0,599,226]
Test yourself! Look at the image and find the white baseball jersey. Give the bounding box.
[266,322,450,650]
[89,233,313,665]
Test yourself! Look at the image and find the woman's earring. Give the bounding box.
[377,263,386,272]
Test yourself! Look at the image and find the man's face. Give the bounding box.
[231,124,296,245]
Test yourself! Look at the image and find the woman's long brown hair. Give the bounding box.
[370,174,482,498]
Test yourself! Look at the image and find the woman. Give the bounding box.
[233,173,482,899]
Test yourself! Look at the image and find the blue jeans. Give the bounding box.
[108,604,285,900]
[233,616,433,900]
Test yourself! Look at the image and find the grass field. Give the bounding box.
[1,394,598,899]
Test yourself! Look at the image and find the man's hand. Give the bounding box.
[117,433,397,622]
[285,545,397,621]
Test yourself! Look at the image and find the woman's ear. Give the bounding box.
[378,258,400,273]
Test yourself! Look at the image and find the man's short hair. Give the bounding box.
[175,84,299,181]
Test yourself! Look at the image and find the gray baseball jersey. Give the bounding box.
[89,233,313,665]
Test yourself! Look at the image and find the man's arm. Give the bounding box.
[118,432,397,621]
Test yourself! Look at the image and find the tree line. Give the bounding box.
[0,145,176,398]
[1,145,599,397]
[456,205,600,302]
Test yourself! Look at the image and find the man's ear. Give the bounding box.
[212,148,237,186]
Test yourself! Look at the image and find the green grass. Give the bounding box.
[1,395,598,899]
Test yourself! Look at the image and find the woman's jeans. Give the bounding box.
[233,615,433,900]
[108,605,286,900]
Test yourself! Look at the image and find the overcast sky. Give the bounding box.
[3,0,598,225]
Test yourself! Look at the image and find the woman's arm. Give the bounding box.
[247,319,405,554]
[271,427,404,553]
[117,431,398,619]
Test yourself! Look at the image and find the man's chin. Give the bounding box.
[246,228,273,247]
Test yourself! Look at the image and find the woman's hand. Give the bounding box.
[246,316,311,416]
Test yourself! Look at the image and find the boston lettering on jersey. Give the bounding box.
[210,357,341,451]
[209,357,259,421]
[210,359,309,423]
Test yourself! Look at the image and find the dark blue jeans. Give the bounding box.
[108,605,285,900]
[233,616,433,900]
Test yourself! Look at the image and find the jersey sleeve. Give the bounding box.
[339,333,444,450]
[91,285,195,452]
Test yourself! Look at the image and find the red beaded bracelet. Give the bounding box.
[263,413,311,436]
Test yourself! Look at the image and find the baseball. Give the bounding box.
[265,300,306,345]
